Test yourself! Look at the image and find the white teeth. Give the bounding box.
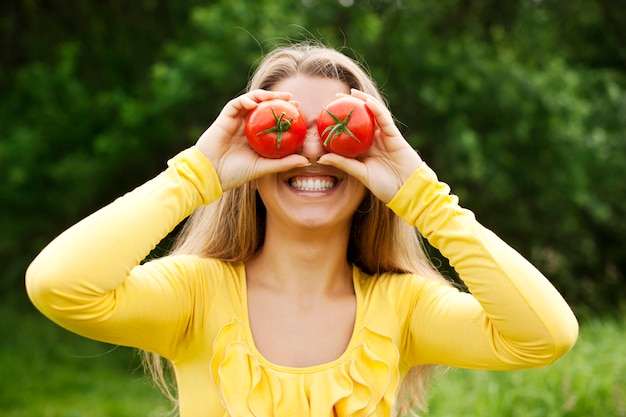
[289,176,336,191]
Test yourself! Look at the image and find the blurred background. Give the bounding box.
[1,0,625,416]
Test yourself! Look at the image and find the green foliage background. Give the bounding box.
[2,0,625,314]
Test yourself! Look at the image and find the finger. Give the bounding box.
[219,96,256,119]
[248,89,293,102]
[364,99,401,137]
[253,154,311,178]
[349,89,369,100]
[334,92,352,99]
[221,90,294,120]
[317,153,368,184]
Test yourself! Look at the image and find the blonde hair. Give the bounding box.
[144,42,449,416]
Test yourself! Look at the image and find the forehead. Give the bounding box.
[271,75,350,119]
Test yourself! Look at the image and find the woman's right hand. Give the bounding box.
[195,89,310,191]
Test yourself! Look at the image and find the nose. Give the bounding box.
[298,126,326,162]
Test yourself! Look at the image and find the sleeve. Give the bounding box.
[387,163,578,370]
[25,147,223,358]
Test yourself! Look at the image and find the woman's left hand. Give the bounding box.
[318,89,423,203]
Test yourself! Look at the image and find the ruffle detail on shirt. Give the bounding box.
[210,318,400,417]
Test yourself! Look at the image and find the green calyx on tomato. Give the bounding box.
[321,107,361,146]
[257,109,295,150]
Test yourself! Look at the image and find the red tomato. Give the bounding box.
[245,99,307,159]
[317,96,376,158]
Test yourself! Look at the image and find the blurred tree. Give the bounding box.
[361,0,626,310]
[1,0,624,313]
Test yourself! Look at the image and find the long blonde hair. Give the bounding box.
[144,42,449,416]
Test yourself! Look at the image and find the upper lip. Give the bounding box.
[281,166,344,181]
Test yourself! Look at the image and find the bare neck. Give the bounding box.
[246,221,354,297]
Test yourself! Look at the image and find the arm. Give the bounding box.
[389,165,578,369]
[26,90,312,356]
[319,89,577,369]
[25,148,222,356]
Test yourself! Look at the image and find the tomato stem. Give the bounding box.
[257,109,294,149]
[321,107,361,146]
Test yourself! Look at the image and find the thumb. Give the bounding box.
[317,153,368,184]
[254,154,312,178]
[318,153,399,203]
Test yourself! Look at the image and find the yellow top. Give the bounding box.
[26,147,578,417]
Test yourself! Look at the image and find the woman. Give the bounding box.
[26,43,578,417]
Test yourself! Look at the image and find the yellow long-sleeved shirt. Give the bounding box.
[26,147,578,416]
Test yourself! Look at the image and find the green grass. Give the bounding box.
[425,315,626,416]
[2,303,624,416]
[0,303,171,417]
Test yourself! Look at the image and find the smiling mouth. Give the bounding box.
[288,175,338,191]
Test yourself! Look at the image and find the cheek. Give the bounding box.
[347,180,368,210]
[254,176,277,204]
